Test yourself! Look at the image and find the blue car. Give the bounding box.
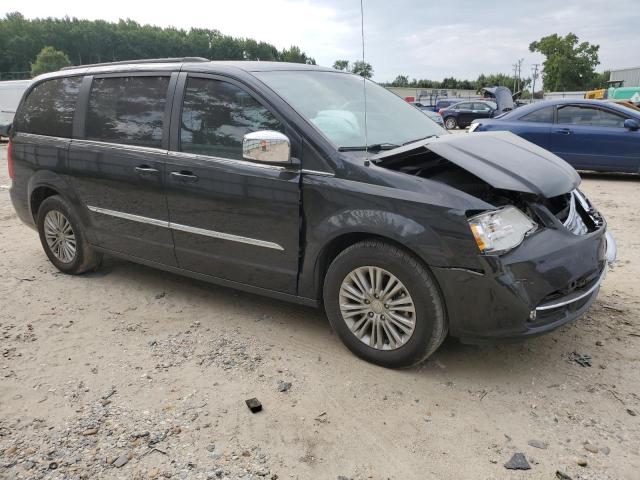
[470,99,640,173]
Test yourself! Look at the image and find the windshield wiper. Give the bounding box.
[402,135,438,146]
[338,143,401,152]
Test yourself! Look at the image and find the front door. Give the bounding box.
[68,74,177,265]
[550,104,640,172]
[164,74,301,294]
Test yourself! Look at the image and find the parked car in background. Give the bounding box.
[3,59,616,368]
[470,99,640,173]
[409,102,444,126]
[434,98,463,112]
[441,100,497,129]
[0,80,31,135]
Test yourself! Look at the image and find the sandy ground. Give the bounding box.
[0,143,638,480]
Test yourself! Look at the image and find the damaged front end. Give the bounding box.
[373,131,616,343]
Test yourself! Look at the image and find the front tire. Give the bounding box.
[37,195,101,274]
[444,117,458,130]
[323,240,447,368]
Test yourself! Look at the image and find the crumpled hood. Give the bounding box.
[372,131,580,198]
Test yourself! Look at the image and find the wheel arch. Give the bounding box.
[311,231,444,305]
[27,170,97,243]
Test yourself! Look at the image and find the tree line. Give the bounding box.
[0,12,315,79]
[383,33,610,93]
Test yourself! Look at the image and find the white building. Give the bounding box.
[610,66,640,87]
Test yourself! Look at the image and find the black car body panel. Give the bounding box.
[373,131,580,198]
[6,60,614,346]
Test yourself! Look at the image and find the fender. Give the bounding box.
[27,170,98,244]
[298,207,467,300]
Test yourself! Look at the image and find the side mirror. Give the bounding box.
[242,130,291,164]
[0,123,12,137]
[624,118,639,131]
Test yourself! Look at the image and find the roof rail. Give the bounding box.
[61,57,210,71]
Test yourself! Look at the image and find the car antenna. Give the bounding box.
[360,0,369,164]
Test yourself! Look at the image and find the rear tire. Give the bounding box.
[37,195,102,274]
[444,117,457,130]
[323,240,447,368]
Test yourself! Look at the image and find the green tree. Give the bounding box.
[391,74,409,87]
[31,46,71,76]
[529,33,600,91]
[280,45,315,64]
[586,70,611,90]
[0,12,315,77]
[332,59,350,71]
[351,60,373,79]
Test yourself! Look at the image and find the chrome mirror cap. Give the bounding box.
[243,130,291,164]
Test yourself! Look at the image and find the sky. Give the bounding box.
[2,0,638,82]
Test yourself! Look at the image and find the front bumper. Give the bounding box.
[432,227,616,344]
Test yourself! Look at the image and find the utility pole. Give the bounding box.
[531,64,540,101]
[513,59,524,92]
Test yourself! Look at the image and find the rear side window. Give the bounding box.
[473,102,492,111]
[520,106,554,123]
[180,77,283,160]
[557,105,625,127]
[86,76,170,148]
[14,77,82,138]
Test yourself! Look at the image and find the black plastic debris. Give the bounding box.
[569,351,592,367]
[556,470,573,480]
[245,398,262,413]
[504,452,531,470]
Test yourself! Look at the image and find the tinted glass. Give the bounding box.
[456,103,472,110]
[557,105,625,127]
[86,76,169,148]
[14,77,81,138]
[180,77,283,159]
[520,106,554,123]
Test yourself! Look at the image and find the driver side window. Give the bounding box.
[180,77,284,160]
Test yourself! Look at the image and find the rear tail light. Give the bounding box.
[7,138,14,180]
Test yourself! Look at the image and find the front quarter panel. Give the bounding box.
[298,171,489,299]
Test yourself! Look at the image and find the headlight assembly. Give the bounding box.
[468,206,537,254]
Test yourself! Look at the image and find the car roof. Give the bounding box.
[500,98,640,119]
[32,59,339,82]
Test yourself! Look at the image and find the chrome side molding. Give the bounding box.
[87,205,284,251]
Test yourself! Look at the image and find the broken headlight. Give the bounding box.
[468,206,537,254]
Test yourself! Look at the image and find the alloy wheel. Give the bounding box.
[339,266,416,350]
[43,210,77,263]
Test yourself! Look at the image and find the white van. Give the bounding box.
[0,80,31,131]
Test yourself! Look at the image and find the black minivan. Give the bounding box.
[4,58,616,368]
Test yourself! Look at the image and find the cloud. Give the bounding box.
[2,0,637,81]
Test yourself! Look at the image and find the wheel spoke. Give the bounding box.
[339,266,416,351]
[43,210,76,264]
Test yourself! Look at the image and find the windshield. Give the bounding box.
[255,70,445,149]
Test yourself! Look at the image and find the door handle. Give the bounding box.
[170,171,199,183]
[553,128,572,135]
[135,165,159,176]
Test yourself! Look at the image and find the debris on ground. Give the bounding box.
[246,397,263,413]
[277,380,292,392]
[556,471,573,480]
[584,443,599,453]
[504,452,531,470]
[527,439,548,449]
[569,351,592,367]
